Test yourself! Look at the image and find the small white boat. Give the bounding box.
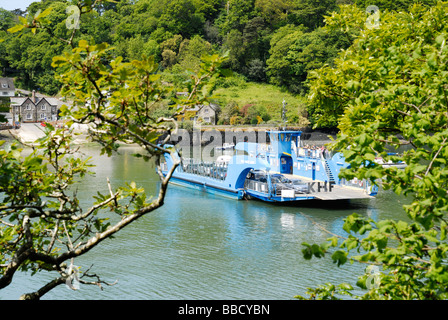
[215,143,235,150]
[374,157,407,169]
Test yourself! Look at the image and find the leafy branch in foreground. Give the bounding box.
[298,2,448,300]
[1,0,228,299]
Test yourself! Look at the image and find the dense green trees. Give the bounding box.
[299,2,448,299]
[0,0,441,125]
[0,0,347,114]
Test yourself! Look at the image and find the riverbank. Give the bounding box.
[5,122,91,146]
[1,123,336,147]
[165,126,337,148]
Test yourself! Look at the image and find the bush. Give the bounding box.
[215,74,248,89]
[230,115,242,125]
[247,59,266,82]
[180,120,194,131]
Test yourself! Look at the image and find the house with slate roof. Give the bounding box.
[10,90,61,123]
[176,104,218,124]
[174,92,219,125]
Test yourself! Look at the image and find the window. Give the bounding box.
[41,104,46,110]
[1,83,7,88]
[204,108,209,113]
[2,92,7,95]
[26,104,31,110]
[26,113,32,120]
[40,113,46,120]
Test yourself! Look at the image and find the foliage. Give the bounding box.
[289,0,338,31]
[266,24,350,94]
[213,81,306,125]
[0,0,227,299]
[265,24,305,91]
[0,0,355,104]
[1,0,439,119]
[298,2,448,300]
[353,0,437,11]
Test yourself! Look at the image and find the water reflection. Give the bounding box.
[0,145,408,300]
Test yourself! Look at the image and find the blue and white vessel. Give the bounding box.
[161,130,378,203]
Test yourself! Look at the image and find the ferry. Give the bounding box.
[160,130,379,203]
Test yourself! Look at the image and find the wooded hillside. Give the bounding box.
[0,0,437,127]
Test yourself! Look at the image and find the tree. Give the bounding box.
[353,0,436,11]
[1,1,70,94]
[160,34,183,68]
[267,25,350,94]
[159,0,205,38]
[0,9,16,75]
[215,0,256,34]
[299,2,448,300]
[0,8,15,31]
[290,0,338,30]
[0,0,228,299]
[265,24,304,90]
[176,35,213,72]
[247,58,266,82]
[222,29,246,71]
[254,0,296,28]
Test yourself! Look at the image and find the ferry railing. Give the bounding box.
[245,179,309,197]
[180,158,228,181]
[296,147,331,160]
[339,177,370,192]
[244,180,269,193]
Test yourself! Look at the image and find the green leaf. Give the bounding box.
[331,250,348,267]
[364,153,376,162]
[441,221,447,241]
[7,24,25,33]
[78,39,89,48]
[37,7,53,19]
[51,56,68,68]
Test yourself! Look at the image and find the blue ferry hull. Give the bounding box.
[167,174,245,200]
[244,189,316,202]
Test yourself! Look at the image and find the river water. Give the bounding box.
[0,144,410,300]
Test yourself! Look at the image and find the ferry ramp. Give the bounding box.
[312,185,374,200]
[282,174,374,201]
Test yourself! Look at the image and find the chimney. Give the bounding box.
[32,90,36,103]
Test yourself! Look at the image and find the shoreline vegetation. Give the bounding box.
[0,123,336,147]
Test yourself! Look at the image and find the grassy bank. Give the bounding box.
[212,80,308,126]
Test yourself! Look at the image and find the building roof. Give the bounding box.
[0,78,15,92]
[10,96,61,107]
[181,104,219,112]
[10,97,28,105]
[45,97,64,107]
